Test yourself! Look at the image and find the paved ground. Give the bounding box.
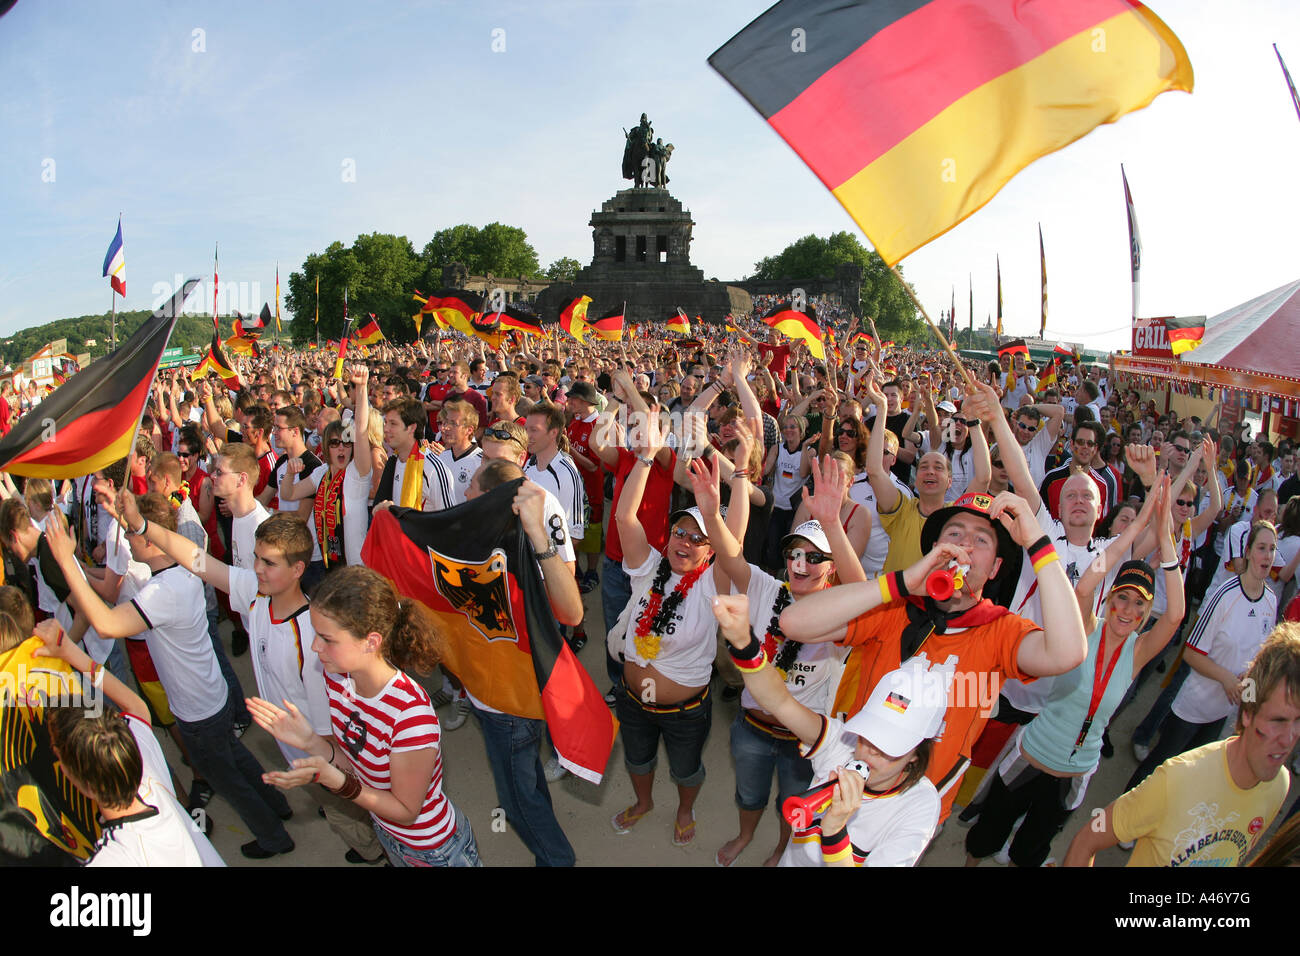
[179,584,1297,868]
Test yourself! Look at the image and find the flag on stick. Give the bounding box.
[315,274,320,327]
[0,281,197,478]
[196,329,241,390]
[995,255,1004,339]
[212,243,219,332]
[354,316,384,346]
[997,338,1029,359]
[335,288,351,380]
[496,307,545,336]
[1165,315,1206,356]
[762,301,825,360]
[1276,44,1300,124]
[708,0,1193,267]
[1039,223,1048,338]
[275,264,282,331]
[361,483,618,783]
[102,217,126,297]
[666,308,691,335]
[558,295,593,342]
[1122,164,1142,320]
[589,306,625,341]
[1037,356,1059,392]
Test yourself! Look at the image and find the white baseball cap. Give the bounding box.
[781,519,831,554]
[843,663,948,758]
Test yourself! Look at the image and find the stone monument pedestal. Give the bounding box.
[535,187,751,326]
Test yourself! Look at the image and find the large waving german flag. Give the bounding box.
[495,306,545,336]
[559,295,592,343]
[666,308,691,335]
[0,280,196,478]
[354,315,385,346]
[997,338,1030,359]
[362,481,617,783]
[763,300,825,360]
[1165,315,1206,356]
[710,0,1193,266]
[421,289,483,337]
[589,306,625,341]
[195,328,242,390]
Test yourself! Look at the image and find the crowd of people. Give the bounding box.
[2,304,1298,869]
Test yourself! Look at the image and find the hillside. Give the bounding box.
[0,311,277,366]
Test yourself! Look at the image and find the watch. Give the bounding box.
[534,544,559,562]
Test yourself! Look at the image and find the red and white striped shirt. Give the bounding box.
[325,670,454,850]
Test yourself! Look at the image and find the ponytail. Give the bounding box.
[313,567,444,675]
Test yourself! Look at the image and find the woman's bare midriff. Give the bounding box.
[623,660,707,706]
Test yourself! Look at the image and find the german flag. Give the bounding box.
[627,322,640,341]
[224,333,259,357]
[362,482,618,783]
[1037,356,1059,393]
[0,281,196,478]
[667,308,691,335]
[355,315,385,346]
[1165,315,1206,356]
[252,303,271,330]
[848,330,874,348]
[559,295,592,343]
[710,1,1192,266]
[196,329,242,390]
[827,326,843,364]
[762,300,825,360]
[589,306,625,341]
[997,338,1030,359]
[334,315,353,380]
[496,307,545,336]
[424,290,483,336]
[676,338,704,351]
[467,313,505,350]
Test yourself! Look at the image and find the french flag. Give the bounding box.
[102,217,126,297]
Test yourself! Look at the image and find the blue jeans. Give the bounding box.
[470,703,576,867]
[175,692,293,852]
[730,712,813,812]
[206,595,250,725]
[601,555,632,687]
[372,808,481,867]
[616,680,712,787]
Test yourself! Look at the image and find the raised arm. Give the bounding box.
[350,366,373,479]
[802,455,867,584]
[108,482,232,594]
[969,381,1041,512]
[1074,481,1161,632]
[690,454,748,594]
[41,508,147,640]
[615,409,662,571]
[861,372,901,515]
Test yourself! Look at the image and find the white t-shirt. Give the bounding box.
[230,501,271,572]
[619,550,719,687]
[228,567,328,763]
[779,715,940,867]
[741,567,847,718]
[88,713,224,867]
[1206,519,1251,598]
[130,565,226,723]
[1019,424,1056,491]
[1173,577,1277,725]
[430,444,483,509]
[526,452,587,540]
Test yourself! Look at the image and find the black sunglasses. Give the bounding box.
[327,438,345,449]
[483,427,522,444]
[784,547,833,564]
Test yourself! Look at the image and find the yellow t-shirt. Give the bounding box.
[880,496,926,574]
[1113,739,1288,867]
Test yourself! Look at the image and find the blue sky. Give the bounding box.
[3,0,1299,351]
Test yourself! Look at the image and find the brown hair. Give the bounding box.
[47,707,142,810]
[150,452,183,486]
[255,513,314,570]
[383,396,426,431]
[0,585,35,636]
[899,737,934,792]
[313,566,444,675]
[440,398,479,432]
[219,442,260,483]
[527,401,569,453]
[476,459,523,494]
[274,406,307,436]
[136,492,177,533]
[22,478,53,516]
[0,498,32,551]
[0,611,24,653]
[1237,621,1300,733]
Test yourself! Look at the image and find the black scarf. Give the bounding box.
[899,595,1010,659]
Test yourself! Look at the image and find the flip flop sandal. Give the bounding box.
[672,812,697,847]
[611,805,651,834]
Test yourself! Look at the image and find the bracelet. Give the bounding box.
[1161,559,1181,572]
[819,826,852,863]
[327,739,337,765]
[534,544,559,562]
[324,768,363,801]
[1028,536,1059,573]
[130,517,148,537]
[727,628,767,672]
[635,455,654,468]
[877,570,907,604]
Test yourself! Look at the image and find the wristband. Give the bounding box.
[1028,536,1059,573]
[727,629,767,672]
[820,826,852,863]
[131,517,148,537]
[878,570,908,605]
[1161,559,1181,572]
[325,769,363,801]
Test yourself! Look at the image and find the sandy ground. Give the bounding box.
[172,579,1297,869]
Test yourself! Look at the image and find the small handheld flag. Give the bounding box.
[763,301,825,360]
[559,295,593,342]
[102,218,126,297]
[666,308,691,335]
[589,306,625,341]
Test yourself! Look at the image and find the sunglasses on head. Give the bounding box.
[783,547,832,564]
[671,526,709,546]
[483,427,521,443]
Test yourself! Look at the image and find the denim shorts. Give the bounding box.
[616,680,712,787]
[372,806,482,867]
[730,712,814,812]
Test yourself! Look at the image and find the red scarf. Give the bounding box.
[313,467,346,566]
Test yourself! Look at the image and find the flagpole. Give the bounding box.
[887,263,975,390]
[110,287,117,353]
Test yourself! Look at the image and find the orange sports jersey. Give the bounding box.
[833,602,1040,819]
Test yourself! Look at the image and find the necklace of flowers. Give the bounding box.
[763,583,800,678]
[633,558,709,661]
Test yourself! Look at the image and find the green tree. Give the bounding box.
[419,223,541,279]
[286,234,420,343]
[545,257,582,282]
[749,231,924,342]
